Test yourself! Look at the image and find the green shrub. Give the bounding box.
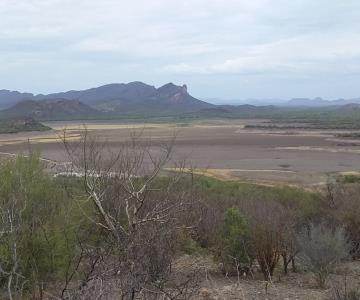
[220,208,253,275]
[0,154,92,296]
[194,176,321,220]
[341,175,360,184]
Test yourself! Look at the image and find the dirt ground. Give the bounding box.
[176,255,360,300]
[1,119,360,187]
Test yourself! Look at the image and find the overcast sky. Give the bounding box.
[0,0,360,100]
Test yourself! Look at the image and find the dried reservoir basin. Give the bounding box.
[1,120,360,187]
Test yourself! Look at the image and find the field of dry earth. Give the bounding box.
[0,119,359,187]
[0,119,360,187]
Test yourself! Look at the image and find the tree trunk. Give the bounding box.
[282,254,288,275]
[291,257,297,272]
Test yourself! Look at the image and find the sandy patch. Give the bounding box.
[45,123,175,131]
[275,146,360,154]
[165,167,301,187]
[339,171,360,176]
[0,132,80,146]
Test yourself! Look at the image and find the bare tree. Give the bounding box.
[298,223,350,288]
[60,128,200,299]
[321,178,360,258]
[242,199,287,281]
[280,206,300,275]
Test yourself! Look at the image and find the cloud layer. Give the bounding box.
[0,0,359,99]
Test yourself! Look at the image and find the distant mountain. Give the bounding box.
[1,83,360,121]
[65,82,212,114]
[0,82,213,116]
[0,99,101,120]
[35,82,157,106]
[284,97,360,107]
[203,97,360,107]
[0,90,34,109]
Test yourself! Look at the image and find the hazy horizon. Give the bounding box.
[1,1,360,102]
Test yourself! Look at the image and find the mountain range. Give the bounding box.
[204,97,360,107]
[285,97,360,107]
[0,82,360,121]
[0,82,212,119]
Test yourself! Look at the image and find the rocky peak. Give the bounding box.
[181,84,188,94]
[158,83,188,95]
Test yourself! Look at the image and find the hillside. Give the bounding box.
[37,82,159,106]
[103,83,212,114]
[0,89,34,109]
[39,82,213,114]
[0,82,213,116]
[1,83,360,124]
[1,83,360,112]
[0,99,101,120]
[0,117,50,133]
[0,85,215,120]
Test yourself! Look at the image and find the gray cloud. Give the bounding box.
[0,0,359,99]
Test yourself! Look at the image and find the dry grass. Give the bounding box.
[45,122,178,131]
[167,169,331,196]
[0,132,80,146]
